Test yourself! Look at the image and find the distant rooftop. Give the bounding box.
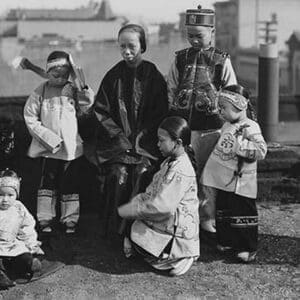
[5,0,116,21]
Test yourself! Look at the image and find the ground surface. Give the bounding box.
[0,203,299,299]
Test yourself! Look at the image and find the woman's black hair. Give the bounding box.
[222,84,257,121]
[118,24,147,53]
[159,116,197,173]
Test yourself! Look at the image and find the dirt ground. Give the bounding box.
[0,203,299,300]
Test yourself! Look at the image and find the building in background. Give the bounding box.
[214,0,300,95]
[2,0,126,42]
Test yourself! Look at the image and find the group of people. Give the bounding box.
[0,5,267,287]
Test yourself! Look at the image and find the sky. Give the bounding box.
[0,0,220,22]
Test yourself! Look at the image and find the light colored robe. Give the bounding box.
[24,82,94,161]
[201,118,267,198]
[119,152,199,259]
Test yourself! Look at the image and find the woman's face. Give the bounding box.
[118,30,142,67]
[0,186,17,210]
[48,66,70,87]
[157,128,176,157]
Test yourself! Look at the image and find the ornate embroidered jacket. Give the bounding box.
[167,47,237,130]
[120,153,199,259]
[201,118,267,198]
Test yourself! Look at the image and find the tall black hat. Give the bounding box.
[185,5,215,27]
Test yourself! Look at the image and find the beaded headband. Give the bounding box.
[0,176,20,196]
[219,90,248,111]
[46,58,70,72]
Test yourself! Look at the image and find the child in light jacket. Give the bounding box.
[24,50,94,234]
[118,116,199,276]
[201,84,267,262]
[0,169,43,289]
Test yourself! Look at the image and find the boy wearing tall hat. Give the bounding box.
[167,5,237,234]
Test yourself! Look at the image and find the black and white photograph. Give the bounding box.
[0,0,299,298]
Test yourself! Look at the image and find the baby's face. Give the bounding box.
[186,25,213,49]
[0,186,17,210]
[48,66,70,87]
[219,99,242,123]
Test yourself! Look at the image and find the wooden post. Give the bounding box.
[257,43,279,142]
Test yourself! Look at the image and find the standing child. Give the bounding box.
[0,169,43,289]
[24,51,94,234]
[201,85,267,262]
[167,5,237,234]
[118,116,199,276]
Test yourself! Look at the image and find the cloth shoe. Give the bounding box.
[123,237,134,258]
[65,221,76,234]
[31,258,42,274]
[200,220,216,233]
[169,258,194,276]
[39,221,52,233]
[237,251,257,263]
[217,244,232,252]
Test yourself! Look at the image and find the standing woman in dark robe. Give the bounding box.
[90,24,168,239]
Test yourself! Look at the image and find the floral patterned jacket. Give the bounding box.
[201,117,267,198]
[119,152,199,259]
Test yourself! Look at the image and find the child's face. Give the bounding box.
[118,30,142,67]
[219,99,242,123]
[157,128,176,157]
[187,25,213,49]
[48,66,70,87]
[0,186,17,210]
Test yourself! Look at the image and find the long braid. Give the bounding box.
[184,144,198,179]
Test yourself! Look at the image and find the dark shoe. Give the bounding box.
[0,270,15,290]
[200,227,216,246]
[217,244,233,252]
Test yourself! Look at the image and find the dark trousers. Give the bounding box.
[101,161,155,236]
[1,253,33,277]
[37,157,81,224]
[216,190,258,252]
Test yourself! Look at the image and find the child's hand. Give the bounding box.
[234,124,250,138]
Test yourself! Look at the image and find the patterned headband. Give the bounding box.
[0,176,20,196]
[219,90,248,111]
[46,58,70,72]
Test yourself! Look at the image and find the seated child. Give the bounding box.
[118,116,199,276]
[201,85,267,262]
[0,169,44,289]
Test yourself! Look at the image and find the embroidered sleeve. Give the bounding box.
[166,59,179,109]
[136,170,191,221]
[222,58,238,87]
[24,91,62,153]
[235,123,267,161]
[94,78,131,145]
